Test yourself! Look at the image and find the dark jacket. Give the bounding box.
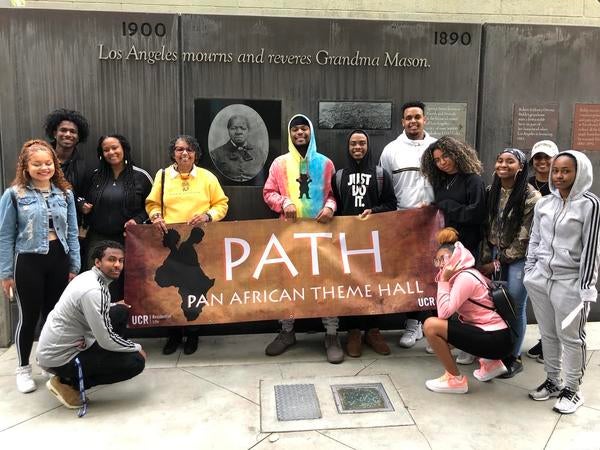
[433,172,486,256]
[331,129,397,216]
[84,165,153,236]
[59,147,88,222]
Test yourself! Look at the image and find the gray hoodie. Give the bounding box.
[525,150,599,304]
[37,266,141,369]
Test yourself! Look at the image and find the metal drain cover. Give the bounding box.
[274,384,322,421]
[331,383,394,414]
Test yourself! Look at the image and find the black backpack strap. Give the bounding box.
[335,169,343,198]
[463,270,496,311]
[160,168,165,217]
[375,165,384,200]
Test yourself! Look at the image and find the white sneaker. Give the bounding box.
[456,350,476,365]
[398,319,423,348]
[553,388,584,414]
[425,344,434,354]
[16,365,37,393]
[40,369,52,379]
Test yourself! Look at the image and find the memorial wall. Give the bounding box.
[0,10,598,339]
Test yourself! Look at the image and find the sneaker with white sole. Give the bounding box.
[553,387,584,414]
[46,376,82,409]
[16,365,37,393]
[456,350,476,365]
[398,319,423,348]
[425,344,434,354]
[529,378,564,401]
[425,371,468,394]
[473,358,508,381]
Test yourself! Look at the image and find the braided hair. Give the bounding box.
[488,149,529,248]
[89,134,138,219]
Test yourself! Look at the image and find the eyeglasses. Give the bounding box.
[174,147,194,154]
[433,257,448,267]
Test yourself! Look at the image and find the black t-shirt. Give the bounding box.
[528,176,551,196]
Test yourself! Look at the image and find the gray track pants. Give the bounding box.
[524,269,590,390]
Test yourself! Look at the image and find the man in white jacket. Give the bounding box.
[37,241,146,410]
[379,101,437,348]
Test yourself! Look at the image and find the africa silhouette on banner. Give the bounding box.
[125,208,444,328]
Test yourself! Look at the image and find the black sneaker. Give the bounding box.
[163,334,182,355]
[183,335,199,355]
[527,340,543,358]
[499,357,523,379]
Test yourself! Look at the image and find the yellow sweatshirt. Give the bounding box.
[145,165,228,223]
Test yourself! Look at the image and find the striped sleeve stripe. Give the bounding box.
[581,193,600,290]
[98,277,136,348]
[133,165,153,184]
[392,167,421,174]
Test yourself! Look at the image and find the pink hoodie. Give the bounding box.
[436,242,507,331]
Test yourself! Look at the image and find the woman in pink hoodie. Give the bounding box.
[424,228,513,394]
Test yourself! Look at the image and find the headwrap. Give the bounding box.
[499,148,527,167]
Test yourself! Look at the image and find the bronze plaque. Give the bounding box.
[511,103,559,150]
[572,103,600,151]
[426,102,467,141]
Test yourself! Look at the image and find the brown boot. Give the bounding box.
[346,329,363,357]
[365,328,390,355]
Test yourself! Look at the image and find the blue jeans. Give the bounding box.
[504,259,528,358]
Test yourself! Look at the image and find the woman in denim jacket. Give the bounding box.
[0,140,80,394]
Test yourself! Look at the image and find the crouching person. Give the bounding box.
[36,241,146,410]
[424,228,513,394]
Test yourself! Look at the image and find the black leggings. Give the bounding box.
[14,240,70,367]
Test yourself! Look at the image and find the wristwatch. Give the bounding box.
[151,212,162,221]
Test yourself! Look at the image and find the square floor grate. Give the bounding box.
[274,384,322,421]
[331,383,394,414]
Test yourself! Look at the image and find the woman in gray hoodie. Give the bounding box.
[524,150,599,415]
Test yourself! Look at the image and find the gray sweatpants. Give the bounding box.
[524,270,590,390]
[280,317,339,334]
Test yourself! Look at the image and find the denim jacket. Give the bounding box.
[0,183,81,279]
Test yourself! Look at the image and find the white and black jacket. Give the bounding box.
[37,267,141,368]
[525,150,600,304]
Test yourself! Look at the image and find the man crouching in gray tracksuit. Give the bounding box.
[37,240,145,411]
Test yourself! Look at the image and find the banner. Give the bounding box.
[125,208,444,328]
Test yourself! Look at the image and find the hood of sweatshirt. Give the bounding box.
[344,129,373,172]
[435,241,476,282]
[548,150,593,200]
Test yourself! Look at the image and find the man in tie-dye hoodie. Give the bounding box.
[262,114,343,363]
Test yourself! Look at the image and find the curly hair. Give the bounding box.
[168,134,202,163]
[88,134,138,218]
[401,101,426,117]
[90,240,125,262]
[44,108,90,144]
[488,150,529,248]
[437,227,460,252]
[421,136,483,189]
[13,140,71,192]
